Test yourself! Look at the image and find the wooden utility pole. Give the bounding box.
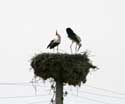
[56,80,63,104]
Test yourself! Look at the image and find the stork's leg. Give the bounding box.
[75,43,78,54]
[77,43,81,52]
[70,41,73,54]
[57,46,59,53]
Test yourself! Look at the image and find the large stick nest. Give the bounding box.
[31,52,96,86]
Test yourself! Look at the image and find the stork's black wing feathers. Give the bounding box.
[47,40,60,49]
[49,42,60,49]
[66,28,80,43]
[47,40,54,48]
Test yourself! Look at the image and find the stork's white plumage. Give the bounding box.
[47,30,61,52]
[66,27,82,53]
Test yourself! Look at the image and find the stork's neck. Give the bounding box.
[56,33,61,41]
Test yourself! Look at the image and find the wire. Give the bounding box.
[27,100,50,104]
[75,89,125,100]
[0,82,30,85]
[0,82,36,86]
[0,82,48,88]
[1,82,124,95]
[84,85,125,95]
[71,94,112,104]
[1,82,125,102]
[0,94,49,99]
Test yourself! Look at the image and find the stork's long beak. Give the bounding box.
[56,30,58,35]
[78,43,82,51]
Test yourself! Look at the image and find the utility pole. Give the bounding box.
[56,80,63,104]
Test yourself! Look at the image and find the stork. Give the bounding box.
[47,30,61,52]
[66,27,82,53]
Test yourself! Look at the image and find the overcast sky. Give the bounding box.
[0,0,125,104]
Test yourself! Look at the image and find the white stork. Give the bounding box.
[47,30,61,52]
[66,27,82,53]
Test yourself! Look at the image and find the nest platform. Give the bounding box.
[31,52,96,86]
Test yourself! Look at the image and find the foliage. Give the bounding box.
[31,52,97,86]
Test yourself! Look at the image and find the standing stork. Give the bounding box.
[47,30,61,52]
[66,27,82,53]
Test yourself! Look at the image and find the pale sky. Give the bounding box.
[0,0,125,104]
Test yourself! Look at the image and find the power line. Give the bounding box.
[0,82,40,85]
[1,82,125,101]
[2,82,124,95]
[0,82,30,85]
[64,84,125,95]
[71,94,112,104]
[76,89,125,100]
[0,82,49,88]
[0,94,49,99]
[0,82,33,87]
[27,100,50,104]
[84,85,125,95]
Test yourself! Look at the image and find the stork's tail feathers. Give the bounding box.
[47,44,50,48]
[47,40,54,49]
